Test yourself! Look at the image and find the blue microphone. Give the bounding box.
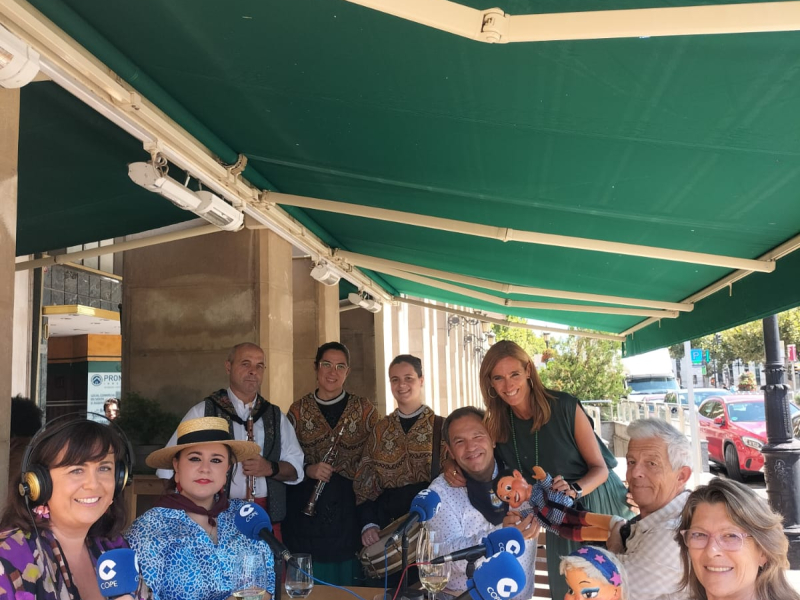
[430,527,525,564]
[460,551,526,600]
[234,502,298,567]
[386,488,442,547]
[95,548,139,599]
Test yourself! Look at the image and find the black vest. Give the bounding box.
[203,389,287,522]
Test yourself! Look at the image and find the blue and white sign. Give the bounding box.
[87,371,121,421]
[690,348,704,365]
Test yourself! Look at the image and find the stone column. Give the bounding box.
[291,257,339,399]
[340,308,376,403]
[256,231,294,411]
[436,311,454,416]
[0,88,20,506]
[123,228,294,416]
[374,306,393,415]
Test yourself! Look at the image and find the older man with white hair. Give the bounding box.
[607,418,692,600]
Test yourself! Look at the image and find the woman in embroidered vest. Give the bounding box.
[284,342,378,586]
[0,418,139,600]
[126,417,276,600]
[354,354,446,587]
[442,340,633,600]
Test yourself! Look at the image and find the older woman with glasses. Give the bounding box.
[283,342,378,586]
[676,477,799,600]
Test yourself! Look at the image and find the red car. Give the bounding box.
[697,394,800,481]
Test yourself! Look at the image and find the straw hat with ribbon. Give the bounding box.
[146,416,261,469]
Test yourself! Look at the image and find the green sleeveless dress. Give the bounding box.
[494,390,634,600]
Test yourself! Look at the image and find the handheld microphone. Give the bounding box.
[234,502,299,568]
[386,488,441,547]
[430,527,525,564]
[455,552,527,600]
[95,548,139,599]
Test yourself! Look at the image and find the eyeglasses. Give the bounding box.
[680,530,752,551]
[319,361,348,373]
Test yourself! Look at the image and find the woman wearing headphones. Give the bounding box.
[0,417,138,600]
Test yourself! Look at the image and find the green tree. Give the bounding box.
[667,307,800,376]
[493,316,546,358]
[539,335,625,401]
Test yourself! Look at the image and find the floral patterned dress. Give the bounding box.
[0,527,130,600]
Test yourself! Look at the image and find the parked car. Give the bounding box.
[665,387,732,413]
[697,394,800,481]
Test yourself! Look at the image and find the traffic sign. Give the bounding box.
[691,348,703,365]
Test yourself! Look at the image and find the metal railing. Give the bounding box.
[615,401,691,434]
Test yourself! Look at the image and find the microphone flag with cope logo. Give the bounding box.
[95,548,139,598]
[484,528,524,558]
[411,488,441,520]
[236,502,273,538]
[469,552,526,600]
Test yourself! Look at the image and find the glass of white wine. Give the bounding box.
[285,553,314,599]
[417,526,450,600]
[232,553,269,600]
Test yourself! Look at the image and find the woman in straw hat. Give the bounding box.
[126,417,276,600]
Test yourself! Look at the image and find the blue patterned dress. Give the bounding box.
[126,499,276,600]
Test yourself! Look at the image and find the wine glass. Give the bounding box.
[285,553,314,598]
[232,553,270,600]
[417,526,450,600]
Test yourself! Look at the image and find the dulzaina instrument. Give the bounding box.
[303,424,346,517]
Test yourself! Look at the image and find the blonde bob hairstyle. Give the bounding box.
[480,340,553,444]
[675,477,799,600]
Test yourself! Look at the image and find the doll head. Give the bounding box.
[493,468,531,508]
[559,546,627,600]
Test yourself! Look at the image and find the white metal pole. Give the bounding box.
[684,341,703,487]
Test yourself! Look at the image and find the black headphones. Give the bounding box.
[19,412,134,506]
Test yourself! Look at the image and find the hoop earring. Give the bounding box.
[487,387,498,399]
[527,377,534,388]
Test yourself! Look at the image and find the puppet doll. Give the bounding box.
[493,467,623,542]
[559,546,628,600]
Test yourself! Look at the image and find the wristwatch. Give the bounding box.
[570,482,583,500]
[268,460,280,477]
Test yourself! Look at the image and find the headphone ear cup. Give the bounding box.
[115,460,129,496]
[22,465,52,505]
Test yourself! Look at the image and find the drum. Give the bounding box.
[358,514,422,578]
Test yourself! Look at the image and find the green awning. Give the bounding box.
[13,0,800,355]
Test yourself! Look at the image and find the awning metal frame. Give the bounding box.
[337,250,693,312]
[343,0,800,43]
[269,192,775,274]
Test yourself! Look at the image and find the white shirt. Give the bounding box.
[427,470,537,600]
[156,388,305,498]
[617,490,691,600]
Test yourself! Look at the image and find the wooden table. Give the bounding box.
[299,586,385,600]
